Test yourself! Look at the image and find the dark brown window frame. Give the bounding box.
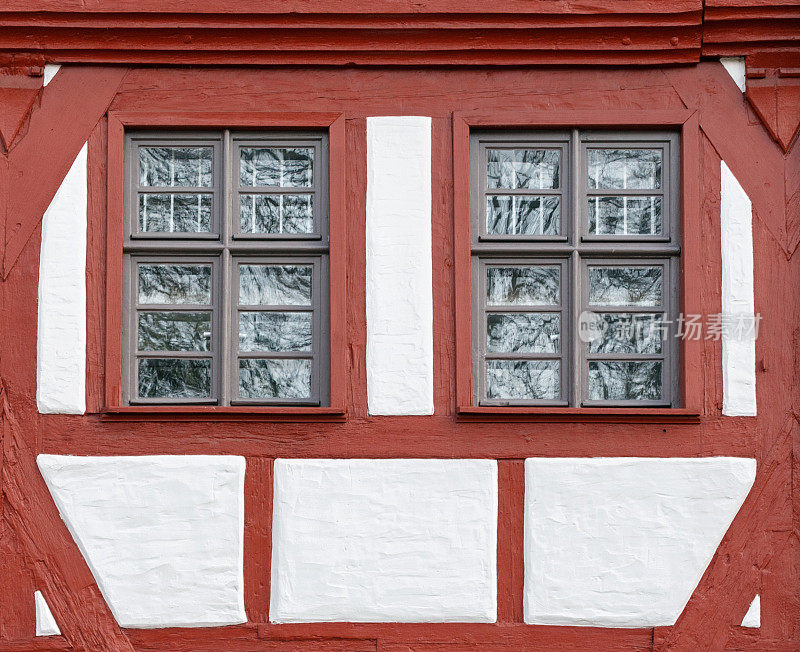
[470,129,680,408]
[122,129,330,407]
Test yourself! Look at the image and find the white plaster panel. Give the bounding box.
[270,459,497,623]
[720,57,746,92]
[742,594,760,628]
[720,160,757,416]
[37,143,87,415]
[34,591,61,636]
[43,64,61,87]
[524,457,756,627]
[365,116,433,415]
[37,455,246,629]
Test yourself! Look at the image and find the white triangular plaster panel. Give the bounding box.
[43,64,61,86]
[37,455,247,629]
[34,591,60,636]
[720,57,746,92]
[742,594,760,628]
[524,457,756,627]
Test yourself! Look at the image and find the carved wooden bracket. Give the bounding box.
[0,64,44,152]
[746,53,800,153]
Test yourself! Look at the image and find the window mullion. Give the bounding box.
[569,129,581,407]
[220,129,233,406]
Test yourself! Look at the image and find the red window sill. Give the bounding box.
[456,406,700,423]
[101,406,346,422]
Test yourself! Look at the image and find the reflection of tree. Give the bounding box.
[139,265,211,304]
[138,359,210,398]
[590,267,661,306]
[589,362,661,401]
[487,267,559,305]
[239,360,311,399]
[487,313,559,353]
[487,360,558,400]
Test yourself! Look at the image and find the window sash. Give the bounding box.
[470,129,680,407]
[122,130,330,406]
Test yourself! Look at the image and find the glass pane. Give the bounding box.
[487,313,560,353]
[239,312,312,352]
[486,196,560,236]
[137,358,211,399]
[238,358,312,400]
[138,264,212,305]
[239,194,314,234]
[138,311,211,352]
[588,361,662,401]
[588,313,663,354]
[138,194,212,233]
[487,149,560,190]
[139,147,212,188]
[240,147,313,188]
[588,148,662,190]
[486,266,559,306]
[588,266,662,307]
[588,196,662,235]
[239,265,312,306]
[486,360,559,400]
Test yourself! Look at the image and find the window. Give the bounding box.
[470,130,679,407]
[123,131,329,406]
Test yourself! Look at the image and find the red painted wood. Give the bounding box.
[2,66,127,278]
[0,61,798,648]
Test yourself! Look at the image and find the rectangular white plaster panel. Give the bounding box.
[270,458,497,623]
[37,455,246,629]
[37,143,87,414]
[524,457,756,627]
[742,594,760,628]
[35,591,61,636]
[720,57,746,92]
[720,160,757,416]
[365,116,433,415]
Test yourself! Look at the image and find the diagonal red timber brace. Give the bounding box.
[654,417,797,650]
[0,386,135,651]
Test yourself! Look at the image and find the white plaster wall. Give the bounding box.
[524,457,756,627]
[37,143,87,415]
[720,161,757,416]
[270,459,497,623]
[720,57,746,92]
[365,116,434,415]
[34,591,61,636]
[742,594,760,628]
[37,455,246,628]
[43,64,61,87]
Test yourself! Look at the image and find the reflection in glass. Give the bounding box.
[487,196,559,236]
[139,147,213,188]
[239,265,312,306]
[588,196,662,235]
[588,313,663,354]
[137,358,211,399]
[588,361,662,401]
[239,312,312,352]
[487,149,560,189]
[240,148,313,188]
[588,266,662,307]
[239,358,312,399]
[588,149,662,190]
[239,194,313,234]
[138,194,212,233]
[138,312,211,352]
[486,266,559,306]
[487,313,560,353]
[486,360,559,400]
[138,264,212,305]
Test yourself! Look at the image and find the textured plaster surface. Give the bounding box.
[720,57,746,92]
[524,457,756,627]
[742,594,761,628]
[270,458,497,623]
[34,591,60,636]
[43,64,61,86]
[365,116,434,415]
[36,142,87,414]
[720,160,757,416]
[37,455,247,628]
